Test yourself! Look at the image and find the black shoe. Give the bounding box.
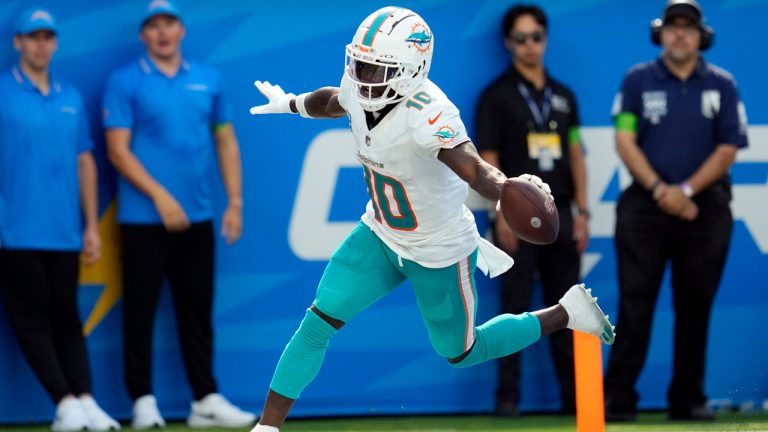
[668,405,715,421]
[605,410,636,422]
[495,400,519,417]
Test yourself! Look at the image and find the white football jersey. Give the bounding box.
[338,75,479,268]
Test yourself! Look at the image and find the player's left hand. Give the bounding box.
[81,223,102,266]
[221,203,243,245]
[250,80,295,115]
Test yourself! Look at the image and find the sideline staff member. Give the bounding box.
[475,4,588,416]
[605,0,748,422]
[103,1,254,428]
[0,8,119,431]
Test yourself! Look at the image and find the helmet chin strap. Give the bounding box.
[358,84,406,111]
[361,91,406,112]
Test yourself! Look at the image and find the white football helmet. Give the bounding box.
[345,7,434,112]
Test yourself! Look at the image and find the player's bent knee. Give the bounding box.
[309,304,345,330]
[446,344,475,368]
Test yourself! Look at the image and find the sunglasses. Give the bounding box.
[511,31,545,44]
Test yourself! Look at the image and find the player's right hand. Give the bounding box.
[153,190,191,232]
[250,80,296,115]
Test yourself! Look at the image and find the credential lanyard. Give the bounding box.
[518,82,552,132]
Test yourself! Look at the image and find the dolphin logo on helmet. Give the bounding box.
[405,30,433,47]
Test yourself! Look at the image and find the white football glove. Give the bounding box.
[520,173,553,197]
[250,80,296,115]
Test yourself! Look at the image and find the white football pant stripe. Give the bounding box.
[457,257,476,352]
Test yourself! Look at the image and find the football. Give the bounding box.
[499,176,559,245]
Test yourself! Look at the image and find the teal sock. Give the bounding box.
[269,310,338,399]
[452,313,541,368]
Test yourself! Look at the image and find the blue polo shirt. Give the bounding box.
[0,66,92,250]
[102,56,231,224]
[613,57,748,183]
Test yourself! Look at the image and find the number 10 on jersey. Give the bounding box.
[363,166,419,231]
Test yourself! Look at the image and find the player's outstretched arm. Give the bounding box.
[250,81,345,119]
[293,87,346,119]
[438,140,507,202]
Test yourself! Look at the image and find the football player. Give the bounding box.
[248,7,615,431]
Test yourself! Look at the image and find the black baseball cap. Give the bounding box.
[663,0,703,25]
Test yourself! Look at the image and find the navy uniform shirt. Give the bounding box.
[102,56,231,224]
[0,66,93,250]
[475,66,581,205]
[613,57,748,184]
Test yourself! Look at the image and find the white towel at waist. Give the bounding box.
[476,237,514,278]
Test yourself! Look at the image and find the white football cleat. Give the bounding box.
[52,398,90,432]
[79,395,120,431]
[559,283,616,345]
[187,393,256,428]
[131,395,165,430]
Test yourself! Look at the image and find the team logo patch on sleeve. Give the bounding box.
[433,125,459,144]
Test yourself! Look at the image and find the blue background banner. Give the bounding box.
[1,0,766,422]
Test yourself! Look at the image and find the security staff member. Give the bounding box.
[605,0,748,422]
[0,8,119,431]
[103,1,254,428]
[475,4,588,416]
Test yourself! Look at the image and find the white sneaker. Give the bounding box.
[79,396,120,431]
[132,395,165,430]
[250,424,279,432]
[188,393,256,428]
[558,283,616,345]
[52,398,90,432]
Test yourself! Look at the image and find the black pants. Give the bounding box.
[0,250,92,403]
[495,204,579,412]
[121,221,218,401]
[605,183,732,413]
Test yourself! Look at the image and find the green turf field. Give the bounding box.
[2,413,768,432]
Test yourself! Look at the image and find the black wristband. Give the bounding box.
[577,207,590,219]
